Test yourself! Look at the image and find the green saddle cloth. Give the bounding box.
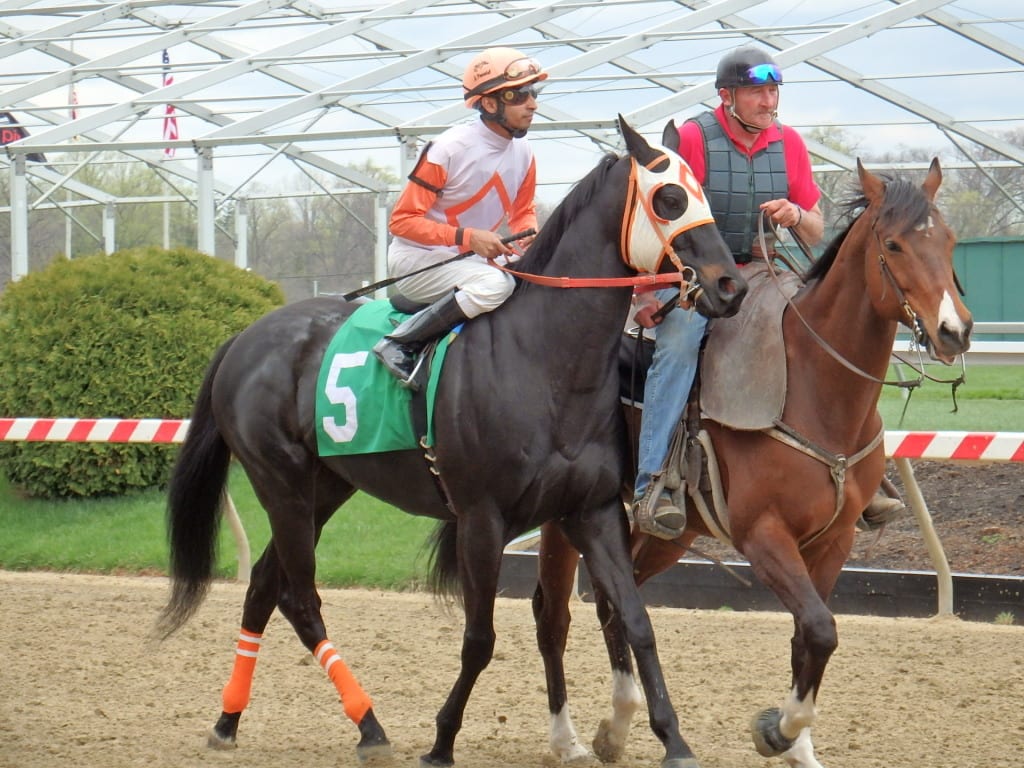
[314,300,458,457]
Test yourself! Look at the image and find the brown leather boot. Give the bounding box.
[858,481,906,531]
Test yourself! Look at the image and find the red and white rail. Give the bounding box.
[0,417,189,444]
[4,419,1022,608]
[886,430,1024,462]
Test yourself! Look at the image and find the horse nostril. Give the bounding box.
[720,276,747,303]
[937,318,972,353]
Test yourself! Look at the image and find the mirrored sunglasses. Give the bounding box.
[498,84,539,105]
[504,57,542,81]
[745,63,783,84]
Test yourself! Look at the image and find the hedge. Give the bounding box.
[0,247,284,497]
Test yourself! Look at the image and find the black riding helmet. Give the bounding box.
[715,45,783,90]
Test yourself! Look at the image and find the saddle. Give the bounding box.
[620,262,804,543]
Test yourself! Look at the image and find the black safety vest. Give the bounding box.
[690,111,788,262]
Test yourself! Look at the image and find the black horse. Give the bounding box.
[158,116,747,768]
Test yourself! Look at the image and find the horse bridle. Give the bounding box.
[759,211,965,397]
[497,152,720,301]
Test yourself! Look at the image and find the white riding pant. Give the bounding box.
[388,248,515,319]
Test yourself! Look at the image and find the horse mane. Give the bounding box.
[804,171,933,283]
[512,152,621,278]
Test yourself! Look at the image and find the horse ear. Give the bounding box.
[922,157,942,201]
[662,119,679,153]
[618,113,660,166]
[857,158,884,203]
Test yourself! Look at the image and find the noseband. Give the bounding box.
[872,221,929,347]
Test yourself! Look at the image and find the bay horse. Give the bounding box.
[157,116,747,768]
[533,158,973,767]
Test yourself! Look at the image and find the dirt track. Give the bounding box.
[1,570,1021,768]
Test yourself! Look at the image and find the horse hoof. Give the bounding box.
[592,718,626,763]
[661,758,700,768]
[419,753,454,768]
[206,730,237,750]
[207,711,240,749]
[357,742,393,762]
[356,708,392,762]
[750,707,795,757]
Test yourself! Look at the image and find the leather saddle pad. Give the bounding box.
[699,262,803,430]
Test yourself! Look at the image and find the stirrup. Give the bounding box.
[633,485,685,540]
[372,338,423,390]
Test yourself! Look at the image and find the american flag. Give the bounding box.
[161,49,178,158]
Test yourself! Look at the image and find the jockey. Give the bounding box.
[373,47,545,387]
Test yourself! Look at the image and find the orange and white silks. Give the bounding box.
[619,149,714,274]
[314,639,373,724]
[221,629,263,714]
[388,119,538,260]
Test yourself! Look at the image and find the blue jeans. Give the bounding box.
[635,288,707,499]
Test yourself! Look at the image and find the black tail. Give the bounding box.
[426,520,462,605]
[156,337,237,638]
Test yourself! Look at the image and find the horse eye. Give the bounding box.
[884,239,902,253]
[653,184,688,219]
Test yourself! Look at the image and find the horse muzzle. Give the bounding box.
[922,312,973,364]
[692,264,748,319]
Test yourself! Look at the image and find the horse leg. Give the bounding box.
[208,543,284,748]
[220,461,388,759]
[774,540,851,768]
[210,543,391,756]
[423,515,504,768]
[533,522,591,763]
[564,505,699,768]
[744,532,840,764]
[278,475,390,761]
[591,531,694,763]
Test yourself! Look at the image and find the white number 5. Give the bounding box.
[322,351,369,443]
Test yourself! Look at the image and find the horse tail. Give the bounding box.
[157,336,237,639]
[426,520,463,604]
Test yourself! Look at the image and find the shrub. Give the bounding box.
[0,247,284,497]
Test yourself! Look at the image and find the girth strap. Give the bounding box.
[766,420,885,549]
[408,341,457,516]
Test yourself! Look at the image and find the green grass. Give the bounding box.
[0,366,1019,585]
[0,466,438,590]
[878,363,1024,431]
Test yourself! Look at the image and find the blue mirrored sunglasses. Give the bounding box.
[745,63,782,84]
[498,84,539,105]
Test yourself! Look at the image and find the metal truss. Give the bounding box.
[4,0,1024,280]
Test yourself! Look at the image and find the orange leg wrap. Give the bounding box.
[221,629,263,714]
[314,639,372,724]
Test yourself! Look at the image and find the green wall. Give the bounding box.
[954,238,1024,339]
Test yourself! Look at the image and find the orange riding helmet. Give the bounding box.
[463,47,547,108]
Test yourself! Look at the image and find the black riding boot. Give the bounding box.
[372,293,469,388]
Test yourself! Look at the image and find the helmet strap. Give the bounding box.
[727,89,777,134]
[479,101,527,139]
